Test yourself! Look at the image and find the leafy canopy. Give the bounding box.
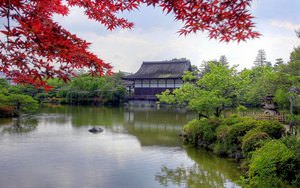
[0,0,259,88]
[158,63,240,117]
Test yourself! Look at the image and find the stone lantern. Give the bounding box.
[263,95,278,115]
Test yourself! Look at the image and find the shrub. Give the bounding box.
[248,140,294,188]
[215,118,257,156]
[197,118,221,149]
[280,136,300,187]
[182,118,221,148]
[35,92,49,102]
[222,114,253,126]
[182,119,202,145]
[7,94,39,114]
[255,120,285,139]
[242,129,270,158]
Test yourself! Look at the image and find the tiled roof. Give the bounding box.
[123,59,192,80]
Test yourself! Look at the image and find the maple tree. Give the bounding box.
[0,0,260,88]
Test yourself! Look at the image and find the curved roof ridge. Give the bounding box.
[123,59,192,80]
[143,59,191,64]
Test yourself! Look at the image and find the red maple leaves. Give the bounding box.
[0,0,259,88]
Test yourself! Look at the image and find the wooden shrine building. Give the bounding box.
[123,59,192,102]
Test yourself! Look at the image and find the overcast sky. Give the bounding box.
[55,0,300,73]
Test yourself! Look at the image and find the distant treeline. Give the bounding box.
[0,72,127,117]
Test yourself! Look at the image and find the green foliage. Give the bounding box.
[287,114,300,126]
[183,114,286,159]
[0,92,38,116]
[273,60,300,113]
[290,46,300,62]
[239,66,276,106]
[7,94,39,114]
[280,136,300,187]
[242,130,270,158]
[196,118,221,149]
[215,118,257,155]
[8,84,40,97]
[274,88,290,109]
[182,119,202,144]
[44,73,127,105]
[182,118,221,148]
[236,105,247,113]
[0,78,9,94]
[255,120,285,139]
[156,89,176,104]
[182,71,197,82]
[181,115,299,187]
[247,140,295,188]
[211,115,284,157]
[222,114,253,125]
[158,63,240,117]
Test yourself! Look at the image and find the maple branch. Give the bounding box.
[6,0,10,48]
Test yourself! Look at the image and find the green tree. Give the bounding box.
[158,63,239,118]
[290,47,300,62]
[254,49,271,67]
[7,94,39,115]
[271,31,300,112]
[239,66,276,106]
[64,73,126,105]
[219,55,229,68]
[274,58,284,67]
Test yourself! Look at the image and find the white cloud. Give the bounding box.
[81,25,298,73]
[270,21,300,31]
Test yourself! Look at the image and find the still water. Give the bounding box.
[0,106,241,188]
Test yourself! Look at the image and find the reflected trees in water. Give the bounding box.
[155,147,241,188]
[1,116,38,134]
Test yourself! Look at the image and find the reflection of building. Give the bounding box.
[123,108,195,146]
[123,59,192,104]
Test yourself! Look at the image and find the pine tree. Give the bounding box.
[219,55,229,68]
[274,58,284,67]
[254,49,271,67]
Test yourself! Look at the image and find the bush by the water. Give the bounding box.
[182,118,221,149]
[245,137,300,188]
[0,93,38,117]
[215,117,258,156]
[182,114,300,188]
[183,114,285,157]
[255,120,285,139]
[241,129,270,158]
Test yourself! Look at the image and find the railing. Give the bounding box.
[240,111,288,124]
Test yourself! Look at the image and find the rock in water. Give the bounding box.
[89,127,103,133]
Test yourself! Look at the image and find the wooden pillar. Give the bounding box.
[173,79,175,88]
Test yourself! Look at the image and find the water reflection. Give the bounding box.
[1,116,38,134]
[155,146,241,188]
[124,108,193,147]
[0,106,241,188]
[40,106,194,147]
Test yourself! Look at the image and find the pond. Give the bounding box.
[0,106,242,188]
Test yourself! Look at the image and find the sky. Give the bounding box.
[55,0,300,73]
